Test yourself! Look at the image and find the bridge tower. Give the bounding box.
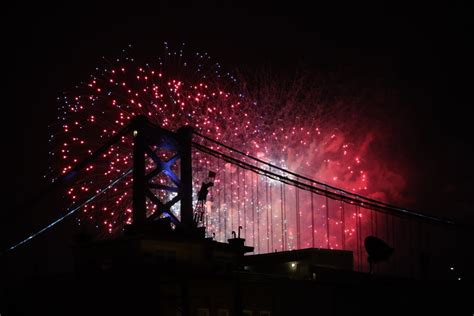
[128,115,197,235]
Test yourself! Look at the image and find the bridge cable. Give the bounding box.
[3,168,132,255]
[192,131,456,225]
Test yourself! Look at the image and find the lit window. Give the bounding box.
[289,262,298,271]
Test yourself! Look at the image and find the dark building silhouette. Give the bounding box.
[4,216,470,316]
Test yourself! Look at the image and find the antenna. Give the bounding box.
[364,236,394,274]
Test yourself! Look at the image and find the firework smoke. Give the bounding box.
[50,43,406,269]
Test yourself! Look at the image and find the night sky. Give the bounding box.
[2,2,474,275]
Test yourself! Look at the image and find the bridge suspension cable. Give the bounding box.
[3,168,132,254]
[191,135,455,226]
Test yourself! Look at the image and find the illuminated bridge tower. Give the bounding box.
[128,115,197,235]
[74,116,254,278]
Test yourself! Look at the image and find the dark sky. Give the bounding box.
[2,2,473,267]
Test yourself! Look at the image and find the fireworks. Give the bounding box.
[50,43,404,266]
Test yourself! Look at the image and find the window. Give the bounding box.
[243,310,253,316]
[217,309,229,316]
[289,262,298,271]
[197,308,210,316]
[259,311,271,316]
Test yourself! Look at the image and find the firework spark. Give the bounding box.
[50,43,404,268]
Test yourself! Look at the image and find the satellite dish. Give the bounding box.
[364,236,394,274]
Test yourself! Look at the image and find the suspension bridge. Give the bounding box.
[5,116,468,280]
